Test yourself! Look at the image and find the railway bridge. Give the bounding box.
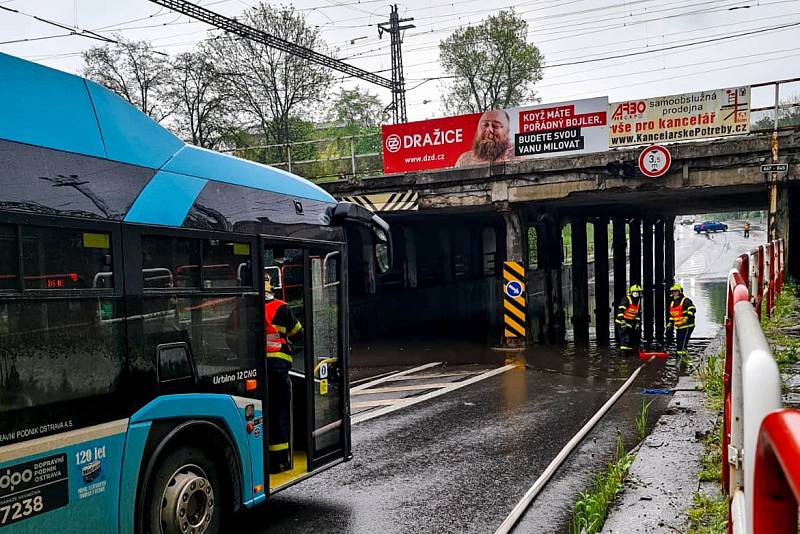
[321,130,800,346]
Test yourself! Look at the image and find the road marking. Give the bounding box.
[352,399,406,408]
[384,370,484,381]
[350,369,403,386]
[352,363,520,425]
[350,362,442,392]
[351,383,452,395]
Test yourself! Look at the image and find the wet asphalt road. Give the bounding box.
[229,219,759,533]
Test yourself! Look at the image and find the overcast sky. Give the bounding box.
[1,0,798,122]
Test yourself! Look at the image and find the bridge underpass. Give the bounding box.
[326,130,800,348]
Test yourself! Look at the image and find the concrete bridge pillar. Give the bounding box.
[612,217,628,309]
[642,219,654,341]
[629,218,642,289]
[594,217,610,345]
[665,216,676,300]
[502,209,525,263]
[403,227,418,288]
[654,220,665,341]
[539,216,565,343]
[571,218,590,344]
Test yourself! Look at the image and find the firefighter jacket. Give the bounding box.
[616,295,641,327]
[668,295,696,330]
[265,298,303,364]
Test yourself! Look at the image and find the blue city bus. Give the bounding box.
[0,53,390,533]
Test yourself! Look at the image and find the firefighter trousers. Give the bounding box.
[615,321,640,352]
[676,327,694,356]
[267,358,292,472]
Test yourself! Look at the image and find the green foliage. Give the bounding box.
[326,86,387,131]
[527,227,538,269]
[696,349,724,411]
[698,425,722,482]
[751,95,800,131]
[439,9,544,114]
[207,3,333,145]
[687,492,728,534]
[635,399,654,442]
[760,280,800,370]
[570,433,634,534]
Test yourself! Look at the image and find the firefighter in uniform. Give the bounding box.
[666,283,696,357]
[615,284,643,354]
[264,275,303,473]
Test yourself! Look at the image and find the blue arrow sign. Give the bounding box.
[505,280,523,298]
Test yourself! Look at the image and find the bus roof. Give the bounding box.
[0,52,335,207]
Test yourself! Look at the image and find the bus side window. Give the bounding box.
[20,226,112,290]
[0,224,18,291]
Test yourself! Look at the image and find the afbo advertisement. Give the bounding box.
[609,86,750,147]
[381,97,609,174]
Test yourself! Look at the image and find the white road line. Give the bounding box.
[350,369,404,386]
[352,399,406,408]
[384,370,485,381]
[352,363,520,425]
[350,362,442,393]
[350,383,452,395]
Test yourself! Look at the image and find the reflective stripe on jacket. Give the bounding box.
[265,298,295,363]
[616,295,641,324]
[669,295,696,329]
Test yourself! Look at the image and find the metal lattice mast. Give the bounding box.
[379,5,414,123]
[148,0,393,89]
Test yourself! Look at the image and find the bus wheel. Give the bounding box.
[145,446,221,534]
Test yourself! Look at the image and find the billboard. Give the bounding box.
[381,97,609,174]
[609,86,750,148]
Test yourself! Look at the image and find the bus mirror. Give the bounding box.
[332,202,393,271]
[375,242,390,273]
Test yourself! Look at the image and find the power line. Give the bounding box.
[401,21,800,87]
[147,0,393,88]
[0,5,119,44]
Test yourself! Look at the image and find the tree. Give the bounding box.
[82,37,172,122]
[207,3,333,147]
[326,86,387,130]
[439,10,544,114]
[752,94,800,131]
[164,49,233,149]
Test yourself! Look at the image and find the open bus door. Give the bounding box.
[261,244,348,491]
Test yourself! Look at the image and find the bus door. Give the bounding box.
[308,247,347,469]
[262,244,347,489]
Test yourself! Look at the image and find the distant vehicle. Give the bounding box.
[694,221,728,233]
[680,217,695,225]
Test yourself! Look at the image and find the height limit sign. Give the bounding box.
[638,145,671,178]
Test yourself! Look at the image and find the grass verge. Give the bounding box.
[570,433,634,534]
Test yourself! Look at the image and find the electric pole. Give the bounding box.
[378,5,414,124]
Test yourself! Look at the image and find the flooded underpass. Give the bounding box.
[230,220,759,533]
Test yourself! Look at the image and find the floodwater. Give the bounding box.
[231,220,760,533]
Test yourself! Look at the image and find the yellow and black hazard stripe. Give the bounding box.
[503,261,527,338]
[340,191,418,212]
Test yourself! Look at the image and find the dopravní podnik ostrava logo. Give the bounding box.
[0,454,69,527]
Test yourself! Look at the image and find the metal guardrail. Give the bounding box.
[723,237,800,533]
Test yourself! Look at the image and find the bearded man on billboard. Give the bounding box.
[455,109,518,167]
